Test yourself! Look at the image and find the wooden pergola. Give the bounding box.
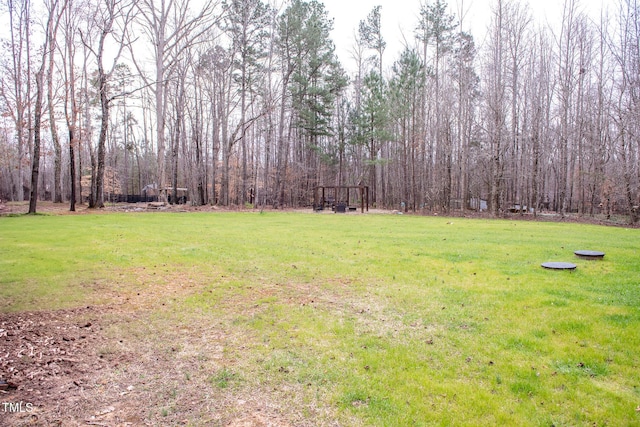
[313,185,369,213]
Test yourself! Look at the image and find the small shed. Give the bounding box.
[313,185,369,213]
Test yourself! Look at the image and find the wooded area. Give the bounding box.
[0,0,638,221]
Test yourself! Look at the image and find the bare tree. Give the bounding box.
[28,61,45,214]
[586,11,613,216]
[451,31,478,212]
[556,0,581,216]
[612,0,640,223]
[504,1,531,213]
[482,0,508,216]
[61,0,80,211]
[417,0,457,211]
[133,0,217,203]
[45,0,66,204]
[526,30,554,216]
[29,1,59,213]
[1,0,32,202]
[81,0,134,208]
[189,49,207,206]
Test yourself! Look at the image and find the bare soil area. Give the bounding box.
[0,305,135,426]
[0,303,301,427]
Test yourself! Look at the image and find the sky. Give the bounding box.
[319,0,610,73]
[0,0,611,78]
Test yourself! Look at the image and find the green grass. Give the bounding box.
[1,211,639,425]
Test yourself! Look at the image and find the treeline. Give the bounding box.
[0,0,638,221]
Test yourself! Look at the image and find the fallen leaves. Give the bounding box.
[0,307,116,426]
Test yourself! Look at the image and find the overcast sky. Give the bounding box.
[0,0,611,76]
[320,0,610,73]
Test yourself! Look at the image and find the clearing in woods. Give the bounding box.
[1,205,639,426]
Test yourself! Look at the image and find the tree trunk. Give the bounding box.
[47,2,62,204]
[94,71,108,209]
[64,15,78,212]
[49,70,63,204]
[29,66,45,214]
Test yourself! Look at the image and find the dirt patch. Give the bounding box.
[0,306,132,426]
[0,251,363,425]
[0,303,306,427]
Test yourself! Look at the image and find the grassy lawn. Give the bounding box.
[1,211,639,425]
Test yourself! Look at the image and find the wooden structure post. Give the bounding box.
[313,185,369,213]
